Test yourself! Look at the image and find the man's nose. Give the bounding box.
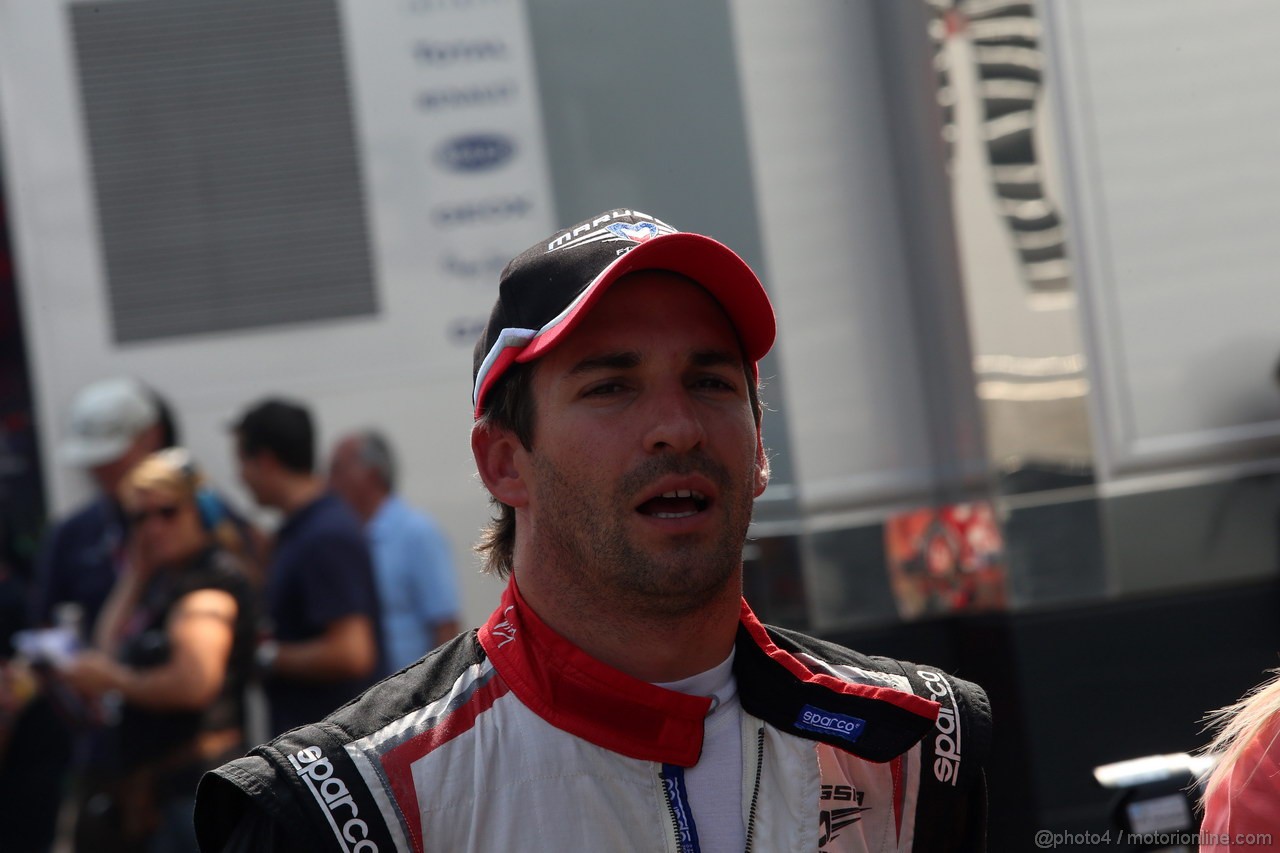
[642,386,706,454]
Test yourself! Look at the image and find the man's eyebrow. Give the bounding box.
[691,349,743,370]
[565,348,744,377]
[566,351,641,376]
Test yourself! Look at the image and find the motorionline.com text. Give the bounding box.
[1034,829,1273,848]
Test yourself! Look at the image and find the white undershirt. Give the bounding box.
[654,651,744,853]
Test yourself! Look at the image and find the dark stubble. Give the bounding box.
[529,449,756,617]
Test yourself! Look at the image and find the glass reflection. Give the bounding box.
[927,0,1095,495]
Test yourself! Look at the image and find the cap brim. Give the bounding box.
[60,436,130,468]
[471,231,776,417]
[515,232,775,367]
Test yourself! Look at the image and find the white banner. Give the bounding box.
[341,0,556,353]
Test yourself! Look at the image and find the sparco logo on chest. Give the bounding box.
[917,670,962,786]
[288,745,379,852]
[795,704,866,744]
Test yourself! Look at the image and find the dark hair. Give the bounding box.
[233,398,315,474]
[143,384,180,448]
[473,359,765,579]
[473,363,538,579]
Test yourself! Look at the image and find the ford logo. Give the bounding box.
[437,134,516,172]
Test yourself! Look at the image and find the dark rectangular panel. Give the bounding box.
[71,0,377,343]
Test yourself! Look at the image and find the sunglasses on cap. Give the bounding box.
[127,504,183,527]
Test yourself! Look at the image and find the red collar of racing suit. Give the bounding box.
[478,580,940,767]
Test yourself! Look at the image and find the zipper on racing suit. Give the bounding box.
[662,764,700,853]
[661,724,767,853]
[743,726,765,853]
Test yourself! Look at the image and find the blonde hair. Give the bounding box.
[1200,668,1280,804]
[121,448,243,558]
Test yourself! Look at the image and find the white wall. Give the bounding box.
[0,0,558,629]
[1044,0,1280,477]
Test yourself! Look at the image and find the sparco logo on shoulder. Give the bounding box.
[289,745,379,852]
[795,704,866,744]
[917,670,962,786]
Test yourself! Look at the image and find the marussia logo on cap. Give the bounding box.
[546,210,676,253]
[606,221,659,243]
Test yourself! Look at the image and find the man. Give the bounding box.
[197,211,991,851]
[231,399,382,736]
[32,377,166,634]
[328,430,461,671]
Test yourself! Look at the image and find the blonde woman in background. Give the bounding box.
[1201,670,1280,851]
[60,448,256,853]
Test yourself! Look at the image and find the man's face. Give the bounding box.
[327,438,367,508]
[235,438,272,508]
[89,453,140,498]
[122,485,206,568]
[515,271,768,615]
[88,427,161,497]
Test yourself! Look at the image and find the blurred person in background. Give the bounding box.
[6,376,167,853]
[1200,670,1280,851]
[33,377,167,636]
[58,448,256,853]
[231,399,381,736]
[328,430,461,672]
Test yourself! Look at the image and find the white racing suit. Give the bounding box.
[195,580,991,852]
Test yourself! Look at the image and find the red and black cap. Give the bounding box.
[472,209,776,417]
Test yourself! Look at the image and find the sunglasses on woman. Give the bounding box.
[127,505,183,526]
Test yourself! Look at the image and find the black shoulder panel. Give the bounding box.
[739,624,992,780]
[195,631,487,852]
[755,625,993,852]
[322,630,487,739]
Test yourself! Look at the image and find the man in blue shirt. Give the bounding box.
[232,399,383,736]
[328,431,461,673]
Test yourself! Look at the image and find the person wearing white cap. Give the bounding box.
[32,376,165,634]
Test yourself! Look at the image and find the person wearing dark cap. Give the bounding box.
[230,399,382,738]
[196,210,991,852]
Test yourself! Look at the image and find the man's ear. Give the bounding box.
[139,421,165,455]
[752,431,770,498]
[472,422,530,508]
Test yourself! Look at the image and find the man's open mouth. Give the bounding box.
[636,489,710,519]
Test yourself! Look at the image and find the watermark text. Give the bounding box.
[1034,829,1272,849]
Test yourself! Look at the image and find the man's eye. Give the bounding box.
[584,382,625,396]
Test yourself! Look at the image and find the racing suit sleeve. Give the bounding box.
[962,768,989,852]
[209,804,309,853]
[196,758,323,853]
